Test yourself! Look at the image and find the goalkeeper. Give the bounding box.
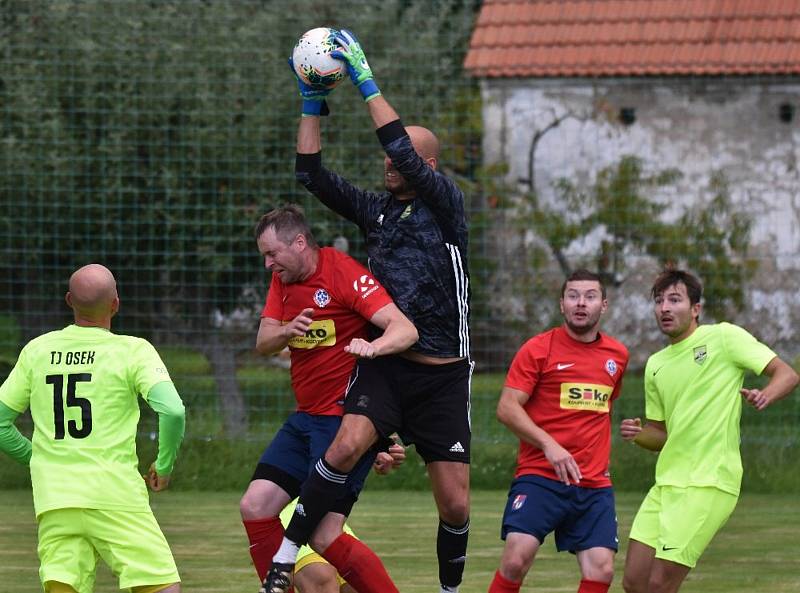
[267,29,472,593]
[0,263,185,593]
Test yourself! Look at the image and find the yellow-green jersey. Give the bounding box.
[644,322,775,495]
[0,325,172,516]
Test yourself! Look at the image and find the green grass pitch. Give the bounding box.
[1,489,798,592]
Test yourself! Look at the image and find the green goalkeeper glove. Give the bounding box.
[288,57,331,116]
[331,29,381,102]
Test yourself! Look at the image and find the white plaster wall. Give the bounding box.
[480,77,800,362]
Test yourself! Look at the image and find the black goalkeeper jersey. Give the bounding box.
[295,120,470,358]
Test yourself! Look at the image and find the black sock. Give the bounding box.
[284,458,349,546]
[437,517,469,588]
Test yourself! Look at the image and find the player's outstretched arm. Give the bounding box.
[366,95,401,130]
[497,386,582,485]
[290,56,325,157]
[741,356,800,411]
[0,402,31,465]
[345,302,418,359]
[330,29,401,129]
[297,113,321,154]
[145,381,186,492]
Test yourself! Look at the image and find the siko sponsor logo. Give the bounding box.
[568,387,610,401]
[288,319,336,349]
[560,383,612,412]
[304,327,328,339]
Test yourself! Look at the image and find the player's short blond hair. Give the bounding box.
[255,204,318,248]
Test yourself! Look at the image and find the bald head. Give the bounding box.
[406,126,440,162]
[66,264,119,326]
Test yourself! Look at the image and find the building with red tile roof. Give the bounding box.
[463,0,800,363]
[464,0,800,77]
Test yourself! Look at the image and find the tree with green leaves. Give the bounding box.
[529,157,753,319]
[510,106,754,322]
[0,0,483,433]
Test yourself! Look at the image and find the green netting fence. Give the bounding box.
[0,0,797,490]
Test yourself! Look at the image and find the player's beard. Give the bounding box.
[658,315,693,339]
[565,309,602,336]
[385,170,412,197]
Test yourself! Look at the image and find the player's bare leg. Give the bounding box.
[429,461,470,524]
[47,580,180,593]
[311,419,399,593]
[622,539,655,593]
[241,479,293,580]
[429,461,470,593]
[293,562,340,593]
[241,480,293,521]
[644,559,691,593]
[264,415,399,593]
[132,583,181,593]
[44,582,78,593]
[324,414,379,470]
[308,513,348,553]
[500,532,540,579]
[576,547,614,593]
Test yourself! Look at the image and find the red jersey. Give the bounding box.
[262,247,393,416]
[504,326,629,488]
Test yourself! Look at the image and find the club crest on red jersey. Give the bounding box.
[313,288,331,308]
[605,359,618,377]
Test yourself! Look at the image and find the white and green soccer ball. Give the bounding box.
[292,27,347,90]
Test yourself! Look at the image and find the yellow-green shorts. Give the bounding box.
[293,522,356,587]
[629,484,738,568]
[295,547,346,587]
[37,507,180,593]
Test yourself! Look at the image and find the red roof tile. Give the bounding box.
[464,0,800,77]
